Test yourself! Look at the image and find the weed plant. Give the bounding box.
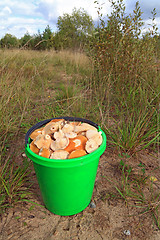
[103,160,160,229]
[88,0,160,153]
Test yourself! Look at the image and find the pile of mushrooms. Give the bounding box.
[29,119,103,159]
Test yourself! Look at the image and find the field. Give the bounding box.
[0,49,160,240]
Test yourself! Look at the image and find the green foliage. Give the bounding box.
[41,25,54,50]
[88,0,160,153]
[20,32,33,49]
[0,34,19,48]
[55,8,94,50]
[0,158,32,212]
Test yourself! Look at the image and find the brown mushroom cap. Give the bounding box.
[34,134,51,149]
[50,150,69,159]
[68,149,87,159]
[50,119,64,123]
[30,141,40,155]
[70,121,81,126]
[39,148,51,158]
[30,128,43,140]
[64,135,87,153]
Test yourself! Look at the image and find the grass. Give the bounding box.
[0,157,32,213]
[103,160,160,230]
[0,3,160,228]
[87,0,160,155]
[0,49,95,212]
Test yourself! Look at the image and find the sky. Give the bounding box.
[0,0,160,39]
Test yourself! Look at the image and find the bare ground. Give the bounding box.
[0,135,160,240]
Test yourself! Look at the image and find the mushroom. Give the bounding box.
[50,150,69,159]
[42,120,64,135]
[85,139,99,153]
[54,129,64,139]
[77,131,86,136]
[50,119,64,123]
[68,149,87,159]
[86,130,103,146]
[30,141,40,155]
[62,123,74,134]
[93,132,103,146]
[65,132,77,139]
[30,128,43,140]
[64,135,87,153]
[50,137,69,151]
[34,134,51,149]
[70,121,81,128]
[74,123,97,133]
[39,148,51,158]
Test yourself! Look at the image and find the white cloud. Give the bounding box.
[0,0,160,39]
[0,6,12,17]
[36,0,111,23]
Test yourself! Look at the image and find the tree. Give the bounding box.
[20,32,33,49]
[55,8,94,50]
[42,25,54,50]
[0,34,19,48]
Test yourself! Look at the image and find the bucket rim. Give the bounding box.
[25,117,106,165]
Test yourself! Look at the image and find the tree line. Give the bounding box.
[0,8,94,51]
[0,3,160,53]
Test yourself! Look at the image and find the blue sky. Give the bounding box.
[0,0,160,39]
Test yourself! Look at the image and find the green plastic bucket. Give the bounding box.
[25,117,106,216]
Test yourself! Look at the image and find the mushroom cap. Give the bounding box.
[93,132,103,146]
[50,119,64,123]
[30,141,40,155]
[39,148,51,158]
[85,139,99,153]
[68,149,87,159]
[77,131,86,136]
[86,130,103,146]
[42,120,64,135]
[34,134,51,149]
[54,129,65,139]
[30,128,43,140]
[65,132,77,139]
[62,123,74,134]
[74,123,97,133]
[70,121,81,126]
[64,135,87,153]
[50,137,69,151]
[86,130,98,139]
[50,150,69,159]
